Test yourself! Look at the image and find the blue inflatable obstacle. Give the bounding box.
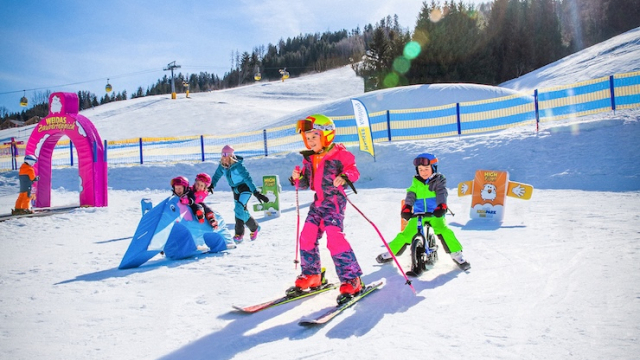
[119,196,234,269]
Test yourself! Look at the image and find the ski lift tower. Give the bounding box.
[164,61,181,100]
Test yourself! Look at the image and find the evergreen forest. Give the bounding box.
[3,0,638,123]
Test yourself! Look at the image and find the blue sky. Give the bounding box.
[0,0,495,114]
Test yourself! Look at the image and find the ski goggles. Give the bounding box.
[413,157,438,167]
[296,120,334,133]
[221,152,233,157]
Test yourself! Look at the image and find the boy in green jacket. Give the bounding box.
[376,153,470,270]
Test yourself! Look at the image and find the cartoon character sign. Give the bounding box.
[480,183,497,202]
[252,175,282,217]
[458,170,533,222]
[50,95,63,114]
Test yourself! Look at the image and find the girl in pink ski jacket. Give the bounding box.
[191,173,218,228]
[290,114,364,302]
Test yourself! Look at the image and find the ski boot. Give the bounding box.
[195,209,205,223]
[336,277,363,304]
[12,208,33,215]
[206,212,218,229]
[250,225,261,241]
[450,251,471,271]
[375,252,393,264]
[233,234,243,244]
[286,268,327,297]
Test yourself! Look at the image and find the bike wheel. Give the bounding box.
[425,229,439,265]
[410,233,427,273]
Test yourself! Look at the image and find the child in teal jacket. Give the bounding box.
[209,145,269,243]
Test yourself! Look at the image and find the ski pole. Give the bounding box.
[340,185,416,294]
[294,166,301,269]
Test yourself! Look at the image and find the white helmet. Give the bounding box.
[24,154,37,166]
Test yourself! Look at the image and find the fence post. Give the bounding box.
[10,140,16,170]
[200,135,205,162]
[386,110,392,142]
[534,89,540,132]
[263,129,268,157]
[609,75,616,113]
[93,141,97,162]
[456,103,462,136]
[104,140,108,162]
[70,141,74,166]
[139,138,144,165]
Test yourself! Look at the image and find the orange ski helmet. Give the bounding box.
[296,114,336,149]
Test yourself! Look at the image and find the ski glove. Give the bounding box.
[33,176,40,182]
[433,203,447,217]
[253,191,269,203]
[401,204,413,221]
[207,184,214,194]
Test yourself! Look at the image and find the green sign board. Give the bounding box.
[252,175,281,217]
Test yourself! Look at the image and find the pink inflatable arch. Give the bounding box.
[25,92,108,207]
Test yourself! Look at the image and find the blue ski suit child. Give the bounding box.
[209,145,269,242]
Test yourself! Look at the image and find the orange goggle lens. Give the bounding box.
[296,119,313,133]
[296,119,334,134]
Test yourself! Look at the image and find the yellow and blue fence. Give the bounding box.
[1,71,639,171]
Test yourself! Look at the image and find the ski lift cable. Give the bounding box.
[0,68,162,95]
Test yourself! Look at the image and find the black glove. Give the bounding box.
[401,204,413,221]
[254,191,269,203]
[33,176,40,182]
[207,184,214,194]
[433,203,447,217]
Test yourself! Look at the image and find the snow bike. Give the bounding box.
[407,211,439,277]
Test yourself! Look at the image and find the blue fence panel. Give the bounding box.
[459,94,535,134]
[614,72,640,109]
[538,77,612,121]
[389,105,459,140]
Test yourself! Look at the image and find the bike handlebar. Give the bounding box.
[412,212,434,218]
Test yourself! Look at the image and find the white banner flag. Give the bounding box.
[351,99,375,158]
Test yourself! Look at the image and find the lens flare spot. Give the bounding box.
[404,41,421,60]
[430,9,443,23]
[571,123,580,135]
[413,30,430,47]
[383,73,399,88]
[393,57,411,74]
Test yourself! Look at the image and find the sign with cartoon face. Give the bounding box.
[252,175,282,217]
[469,170,508,221]
[458,169,533,222]
[480,183,497,201]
